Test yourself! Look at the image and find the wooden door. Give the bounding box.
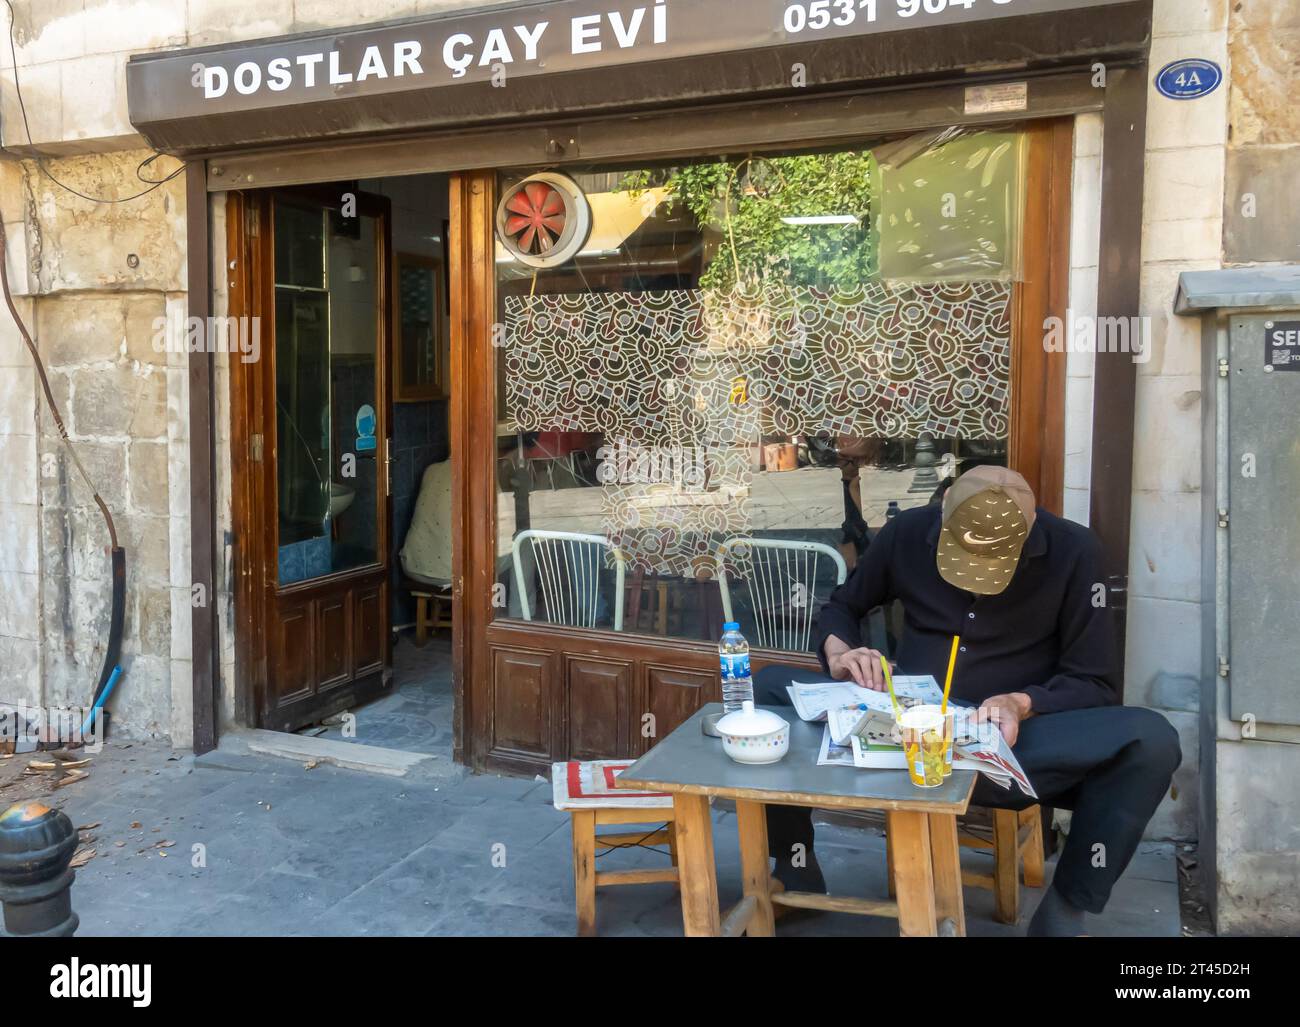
[230,188,395,733]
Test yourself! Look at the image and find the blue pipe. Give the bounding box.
[81,665,122,738]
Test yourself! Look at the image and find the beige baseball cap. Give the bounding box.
[935,466,1037,596]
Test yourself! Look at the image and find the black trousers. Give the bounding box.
[754,664,1182,914]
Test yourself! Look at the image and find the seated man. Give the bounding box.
[754,465,1181,936]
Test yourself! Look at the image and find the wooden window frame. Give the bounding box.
[456,119,1074,775]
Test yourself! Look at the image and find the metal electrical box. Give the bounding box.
[1226,315,1300,726]
[1178,266,1300,731]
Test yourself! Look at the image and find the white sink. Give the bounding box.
[329,482,356,517]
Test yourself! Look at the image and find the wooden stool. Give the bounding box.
[958,805,1045,924]
[887,805,1045,925]
[410,584,453,644]
[552,760,679,937]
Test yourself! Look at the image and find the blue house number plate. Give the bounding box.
[1155,59,1222,100]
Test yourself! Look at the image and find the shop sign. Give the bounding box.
[128,0,1133,123]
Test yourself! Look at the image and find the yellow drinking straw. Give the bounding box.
[878,654,901,720]
[942,635,961,714]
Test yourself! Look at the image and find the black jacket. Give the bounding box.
[812,504,1120,714]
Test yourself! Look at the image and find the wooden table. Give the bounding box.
[616,703,976,937]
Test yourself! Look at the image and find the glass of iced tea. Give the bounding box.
[937,706,955,778]
[899,707,946,788]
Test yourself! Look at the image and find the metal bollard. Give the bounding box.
[0,801,80,936]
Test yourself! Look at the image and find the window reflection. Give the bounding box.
[494,131,1023,652]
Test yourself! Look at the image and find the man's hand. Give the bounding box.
[976,692,1033,746]
[823,636,889,690]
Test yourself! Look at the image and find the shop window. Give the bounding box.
[493,130,1025,652]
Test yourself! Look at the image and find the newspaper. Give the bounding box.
[816,724,856,768]
[787,676,943,729]
[789,676,1037,798]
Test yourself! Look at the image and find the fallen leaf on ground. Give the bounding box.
[77,822,101,831]
[70,847,96,868]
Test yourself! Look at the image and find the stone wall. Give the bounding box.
[1223,0,1300,264]
[1120,0,1231,840]
[0,151,191,743]
[0,161,40,709]
[0,0,531,152]
[1210,0,1300,936]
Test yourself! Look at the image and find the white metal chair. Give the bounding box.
[511,529,626,631]
[715,537,848,652]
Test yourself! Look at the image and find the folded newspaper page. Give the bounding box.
[816,724,856,768]
[789,677,1037,798]
[787,676,943,728]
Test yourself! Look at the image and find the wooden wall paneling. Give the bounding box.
[354,582,385,678]
[1039,119,1075,516]
[227,191,271,727]
[257,193,282,725]
[273,600,315,707]
[316,591,352,690]
[1008,118,1072,515]
[640,663,718,756]
[187,162,218,754]
[489,645,558,768]
[1090,64,1149,682]
[451,170,498,770]
[565,655,632,760]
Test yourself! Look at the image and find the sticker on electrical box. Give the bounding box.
[1155,59,1222,100]
[964,83,1028,116]
[1265,321,1300,373]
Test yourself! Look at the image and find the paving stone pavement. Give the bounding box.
[18,636,1182,937]
[25,739,1181,937]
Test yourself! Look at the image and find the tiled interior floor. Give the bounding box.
[313,634,454,755]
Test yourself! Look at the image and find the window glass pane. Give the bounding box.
[274,201,382,585]
[494,129,1024,653]
[274,202,326,289]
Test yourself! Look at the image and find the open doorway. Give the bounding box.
[227,172,458,761]
[315,173,455,758]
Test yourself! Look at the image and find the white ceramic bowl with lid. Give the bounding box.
[715,700,790,765]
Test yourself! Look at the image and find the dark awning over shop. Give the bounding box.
[126,0,1151,156]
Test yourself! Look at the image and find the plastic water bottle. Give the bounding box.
[719,622,753,713]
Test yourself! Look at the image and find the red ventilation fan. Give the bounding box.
[496,172,592,268]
